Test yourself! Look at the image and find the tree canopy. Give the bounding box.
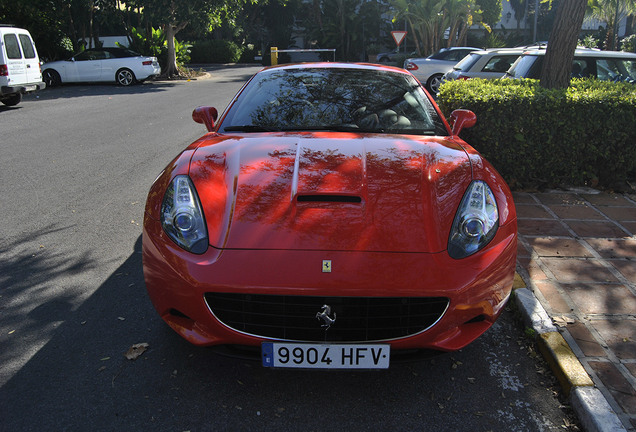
[1,0,634,82]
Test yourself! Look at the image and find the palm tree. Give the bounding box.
[390,0,448,56]
[445,0,483,47]
[586,0,636,49]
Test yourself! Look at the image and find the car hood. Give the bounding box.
[188,132,473,253]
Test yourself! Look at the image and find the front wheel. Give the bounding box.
[116,68,136,86]
[43,69,61,87]
[426,74,444,94]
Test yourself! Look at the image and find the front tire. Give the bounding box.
[116,68,136,86]
[426,74,443,94]
[1,93,22,106]
[43,69,61,87]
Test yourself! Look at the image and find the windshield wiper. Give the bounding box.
[223,125,280,132]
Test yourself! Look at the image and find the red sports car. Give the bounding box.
[142,63,517,369]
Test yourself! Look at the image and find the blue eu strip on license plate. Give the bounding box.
[262,342,390,369]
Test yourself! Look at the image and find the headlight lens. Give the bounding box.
[161,175,208,254]
[448,180,499,259]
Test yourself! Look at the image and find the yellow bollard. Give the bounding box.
[270,47,278,66]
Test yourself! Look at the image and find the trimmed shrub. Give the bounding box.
[437,78,636,189]
[190,40,243,64]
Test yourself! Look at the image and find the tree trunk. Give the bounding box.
[407,18,422,56]
[539,0,587,89]
[162,21,188,78]
[67,4,78,52]
[89,5,94,48]
[163,24,179,78]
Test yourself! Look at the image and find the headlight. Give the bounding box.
[161,175,208,254]
[448,180,499,259]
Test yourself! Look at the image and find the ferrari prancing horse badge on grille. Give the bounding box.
[322,260,332,273]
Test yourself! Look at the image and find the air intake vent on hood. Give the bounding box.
[297,195,362,203]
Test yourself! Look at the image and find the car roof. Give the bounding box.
[519,48,636,58]
[262,62,411,75]
[468,46,544,56]
[438,46,479,51]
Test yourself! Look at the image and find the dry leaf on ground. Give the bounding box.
[123,343,149,360]
[552,316,575,327]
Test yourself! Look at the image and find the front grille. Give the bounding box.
[205,293,449,342]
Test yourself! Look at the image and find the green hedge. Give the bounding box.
[437,79,636,189]
[189,40,243,64]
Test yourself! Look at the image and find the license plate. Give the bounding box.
[262,342,390,369]
[23,85,36,91]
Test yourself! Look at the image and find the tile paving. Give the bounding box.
[514,191,636,431]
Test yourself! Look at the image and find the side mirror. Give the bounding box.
[192,106,218,132]
[449,109,476,136]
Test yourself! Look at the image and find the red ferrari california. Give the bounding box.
[142,63,517,369]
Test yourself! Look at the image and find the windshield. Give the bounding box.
[219,67,448,136]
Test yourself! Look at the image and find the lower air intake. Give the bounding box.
[204,293,449,342]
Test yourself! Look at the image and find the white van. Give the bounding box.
[1,25,46,106]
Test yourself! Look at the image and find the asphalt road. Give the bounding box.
[0,65,577,432]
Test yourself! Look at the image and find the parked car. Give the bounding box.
[377,47,400,63]
[403,47,479,93]
[42,47,161,87]
[0,25,45,106]
[376,47,416,63]
[442,47,530,83]
[506,48,636,83]
[142,63,518,368]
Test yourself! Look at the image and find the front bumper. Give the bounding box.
[142,212,517,354]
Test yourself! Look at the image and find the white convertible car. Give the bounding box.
[42,48,161,86]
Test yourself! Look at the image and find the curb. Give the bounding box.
[513,278,627,432]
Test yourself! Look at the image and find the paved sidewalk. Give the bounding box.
[514,190,636,431]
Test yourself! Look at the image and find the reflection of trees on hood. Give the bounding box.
[228,143,465,251]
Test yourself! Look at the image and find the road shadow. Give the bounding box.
[0,235,575,432]
[23,80,180,102]
[0,223,99,389]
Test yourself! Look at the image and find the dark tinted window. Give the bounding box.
[431,49,468,62]
[428,50,451,60]
[18,34,36,59]
[220,68,447,136]
[446,50,465,62]
[508,55,541,78]
[3,34,22,59]
[482,55,519,73]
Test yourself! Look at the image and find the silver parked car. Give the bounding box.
[403,47,479,93]
[506,48,636,82]
[42,47,161,87]
[442,48,529,83]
